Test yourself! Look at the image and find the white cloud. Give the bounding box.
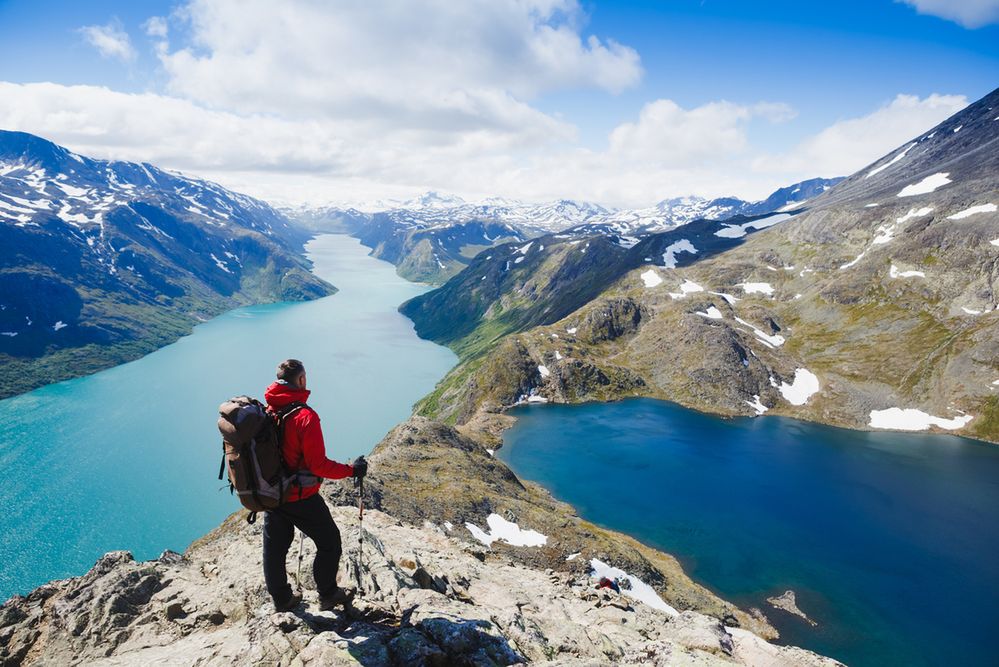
[897,0,999,28]
[608,99,794,166]
[78,20,136,63]
[157,0,641,133]
[0,3,973,208]
[753,93,967,177]
[142,16,169,39]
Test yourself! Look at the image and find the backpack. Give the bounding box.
[216,396,320,522]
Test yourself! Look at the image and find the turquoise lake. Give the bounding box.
[500,399,999,667]
[0,234,456,602]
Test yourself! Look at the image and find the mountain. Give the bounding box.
[402,87,999,444]
[1,416,843,667]
[0,131,334,398]
[289,178,841,284]
[565,177,842,242]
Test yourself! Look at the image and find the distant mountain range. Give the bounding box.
[284,178,842,283]
[0,130,333,398]
[401,86,999,444]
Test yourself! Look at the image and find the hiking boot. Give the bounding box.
[319,588,355,612]
[273,591,303,612]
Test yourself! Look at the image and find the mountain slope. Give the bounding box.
[0,131,334,398]
[404,87,999,442]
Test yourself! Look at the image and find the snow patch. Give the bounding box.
[52,321,68,331]
[566,327,577,334]
[640,270,663,288]
[696,306,723,320]
[210,253,233,274]
[734,317,785,347]
[708,291,739,305]
[566,552,581,561]
[897,172,951,197]
[777,369,819,406]
[589,559,678,616]
[465,514,548,548]
[889,265,925,279]
[947,203,996,220]
[714,213,792,239]
[839,252,866,269]
[869,408,973,431]
[526,395,549,403]
[866,143,915,178]
[736,282,774,296]
[662,239,697,268]
[873,207,933,244]
[746,395,768,415]
[538,365,551,378]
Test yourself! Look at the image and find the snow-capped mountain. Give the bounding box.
[0,130,332,398]
[299,178,842,242]
[565,178,842,241]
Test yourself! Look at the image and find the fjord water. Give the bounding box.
[500,399,999,667]
[0,234,456,602]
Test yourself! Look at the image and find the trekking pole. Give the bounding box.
[355,475,365,596]
[296,529,304,592]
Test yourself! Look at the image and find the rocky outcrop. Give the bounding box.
[1,504,841,667]
[766,591,817,627]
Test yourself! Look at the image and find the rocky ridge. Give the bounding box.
[1,417,842,667]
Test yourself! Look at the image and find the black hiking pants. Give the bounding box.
[263,493,342,605]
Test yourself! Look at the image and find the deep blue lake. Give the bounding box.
[500,398,999,667]
[0,234,456,602]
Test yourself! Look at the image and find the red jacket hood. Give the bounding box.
[264,381,311,409]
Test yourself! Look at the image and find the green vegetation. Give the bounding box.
[972,396,999,442]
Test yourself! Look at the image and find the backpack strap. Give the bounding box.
[273,402,320,499]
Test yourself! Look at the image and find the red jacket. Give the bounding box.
[264,381,353,500]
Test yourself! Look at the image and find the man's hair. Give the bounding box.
[276,359,306,383]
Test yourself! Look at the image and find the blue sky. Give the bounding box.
[0,0,996,206]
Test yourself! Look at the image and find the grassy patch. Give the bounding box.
[972,396,999,443]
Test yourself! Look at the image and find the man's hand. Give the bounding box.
[351,455,368,479]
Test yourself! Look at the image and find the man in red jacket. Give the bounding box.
[262,358,367,612]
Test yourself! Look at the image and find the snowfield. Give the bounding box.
[897,172,952,197]
[869,408,973,431]
[661,239,697,268]
[776,369,820,405]
[589,558,679,616]
[466,514,548,548]
[736,282,774,296]
[947,203,996,220]
[640,269,663,288]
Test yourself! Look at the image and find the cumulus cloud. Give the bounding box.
[897,0,999,28]
[608,99,794,166]
[157,0,641,135]
[0,2,973,208]
[78,20,136,62]
[753,93,967,177]
[142,16,169,39]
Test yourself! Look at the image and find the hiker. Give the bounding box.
[262,358,368,612]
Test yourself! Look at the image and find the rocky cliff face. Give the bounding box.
[1,418,843,667]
